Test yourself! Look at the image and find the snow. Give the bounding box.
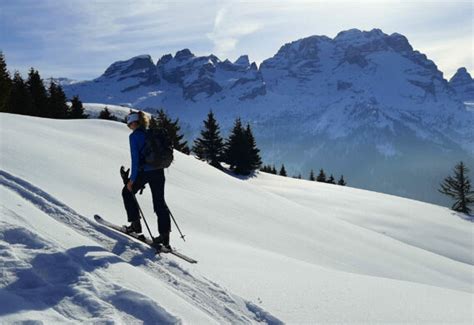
[1,113,473,323]
[465,101,474,112]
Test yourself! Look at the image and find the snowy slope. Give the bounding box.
[0,113,473,323]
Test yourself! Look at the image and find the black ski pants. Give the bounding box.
[122,168,171,234]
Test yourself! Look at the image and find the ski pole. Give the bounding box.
[167,207,186,241]
[133,194,155,241]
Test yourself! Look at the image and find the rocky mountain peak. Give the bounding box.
[234,55,250,66]
[334,28,385,42]
[175,49,194,61]
[101,55,155,79]
[449,67,474,101]
[450,67,472,83]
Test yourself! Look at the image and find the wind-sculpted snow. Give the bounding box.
[0,222,178,323]
[0,169,281,324]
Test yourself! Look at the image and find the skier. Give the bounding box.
[122,111,171,249]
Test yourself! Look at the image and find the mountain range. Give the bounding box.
[61,28,474,206]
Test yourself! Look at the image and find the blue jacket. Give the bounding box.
[129,128,155,181]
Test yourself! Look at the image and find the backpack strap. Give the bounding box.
[135,128,147,171]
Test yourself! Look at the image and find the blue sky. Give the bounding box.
[1,0,472,80]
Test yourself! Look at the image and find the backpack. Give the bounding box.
[140,128,174,169]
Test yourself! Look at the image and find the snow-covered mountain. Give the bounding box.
[449,67,474,102]
[62,28,474,206]
[1,113,472,323]
[66,51,265,105]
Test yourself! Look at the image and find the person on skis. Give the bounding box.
[122,111,171,249]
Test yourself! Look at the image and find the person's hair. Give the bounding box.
[138,111,149,129]
[130,111,149,129]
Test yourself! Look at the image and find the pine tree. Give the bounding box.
[279,164,287,177]
[261,164,275,173]
[271,165,277,174]
[338,175,346,186]
[154,109,190,154]
[327,174,336,184]
[309,169,315,181]
[26,68,48,117]
[7,72,33,115]
[439,162,474,214]
[48,81,69,118]
[224,119,262,175]
[244,124,262,172]
[99,106,117,120]
[224,118,247,174]
[69,95,88,118]
[0,52,12,112]
[192,110,225,168]
[316,169,326,182]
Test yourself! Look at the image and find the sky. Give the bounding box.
[0,0,472,80]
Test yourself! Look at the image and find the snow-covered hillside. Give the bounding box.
[81,103,134,120]
[0,113,472,323]
[61,28,474,207]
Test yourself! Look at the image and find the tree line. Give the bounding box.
[141,109,261,176]
[192,111,261,175]
[261,164,346,185]
[0,52,87,119]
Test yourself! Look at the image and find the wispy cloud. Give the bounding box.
[207,6,263,59]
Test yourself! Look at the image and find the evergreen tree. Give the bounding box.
[224,118,247,174]
[121,113,129,124]
[48,81,69,118]
[439,161,474,214]
[224,119,262,175]
[69,95,88,118]
[7,72,33,115]
[244,124,262,172]
[309,169,316,181]
[316,169,327,182]
[271,165,277,174]
[98,106,117,120]
[154,109,190,154]
[0,52,12,112]
[338,175,346,186]
[26,68,48,117]
[327,174,336,184]
[192,110,225,168]
[261,164,275,173]
[279,164,287,177]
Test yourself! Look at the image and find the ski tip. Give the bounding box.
[94,214,102,221]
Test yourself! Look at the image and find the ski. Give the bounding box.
[94,214,197,264]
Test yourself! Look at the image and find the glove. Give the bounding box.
[120,166,130,185]
[120,165,146,194]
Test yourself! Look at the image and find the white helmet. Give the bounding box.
[126,112,139,125]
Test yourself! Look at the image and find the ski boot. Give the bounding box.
[124,220,142,235]
[152,233,171,252]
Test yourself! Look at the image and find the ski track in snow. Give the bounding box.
[0,218,178,323]
[0,169,282,324]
